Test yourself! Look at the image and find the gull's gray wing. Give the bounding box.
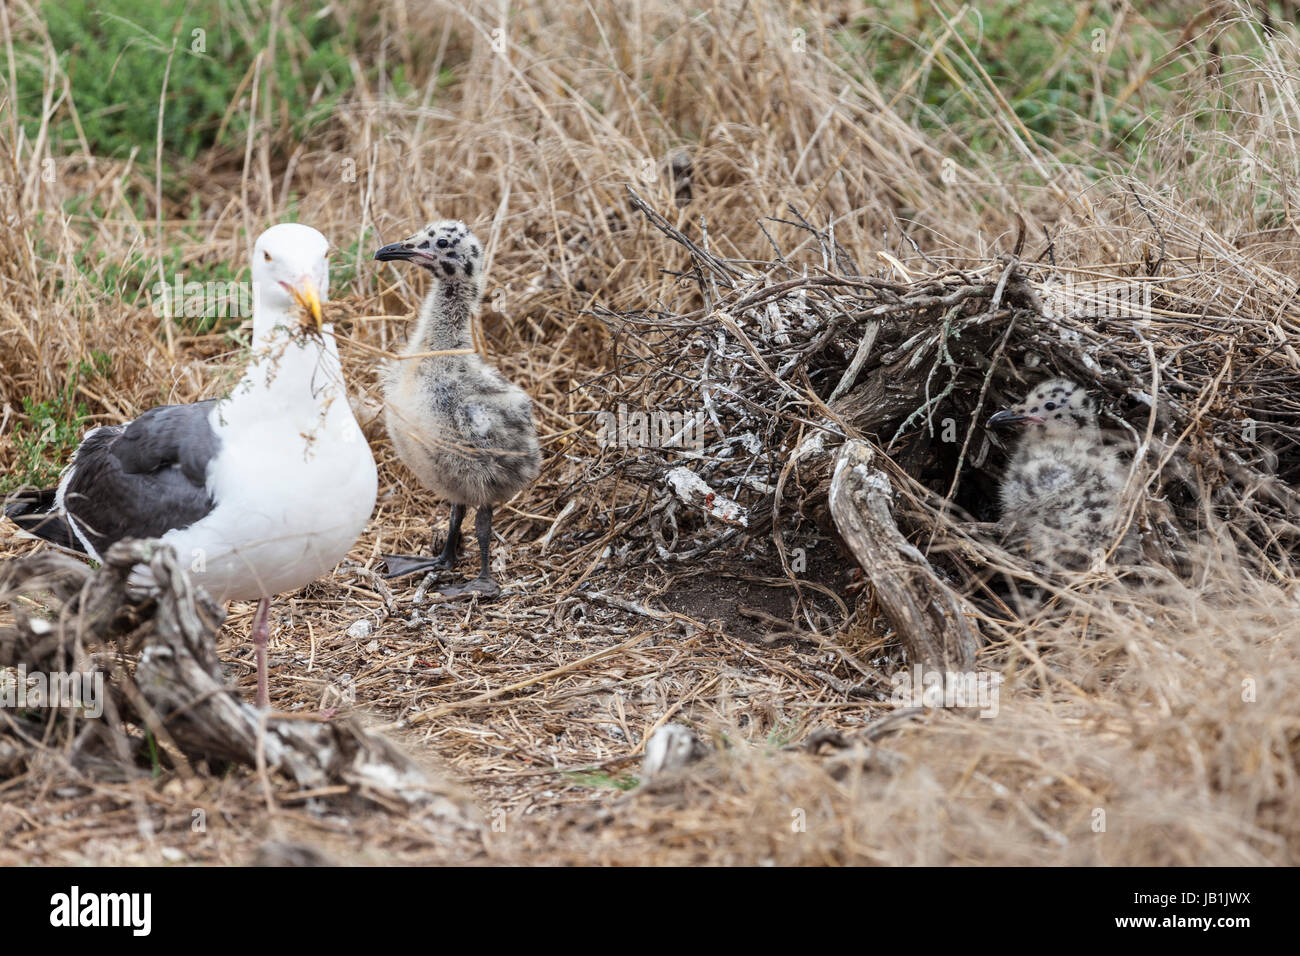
[6,400,222,558]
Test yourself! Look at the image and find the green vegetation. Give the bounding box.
[565,770,640,791]
[329,228,377,299]
[146,731,162,777]
[2,354,109,492]
[839,1,1213,161]
[13,0,363,174]
[767,720,799,748]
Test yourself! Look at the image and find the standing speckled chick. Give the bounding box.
[375,220,541,597]
[989,378,1136,569]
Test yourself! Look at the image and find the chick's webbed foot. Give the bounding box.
[381,504,466,579]
[435,575,502,600]
[380,552,453,579]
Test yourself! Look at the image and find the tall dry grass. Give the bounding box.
[0,0,1298,864]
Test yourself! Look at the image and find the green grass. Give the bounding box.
[35,217,260,335]
[564,770,640,791]
[837,1,1211,163]
[37,215,372,339]
[1,354,109,492]
[12,0,364,186]
[329,228,378,298]
[145,730,162,778]
[767,720,799,748]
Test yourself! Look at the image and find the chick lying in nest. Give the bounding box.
[989,377,1139,573]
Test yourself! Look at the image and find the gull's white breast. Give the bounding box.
[157,380,378,602]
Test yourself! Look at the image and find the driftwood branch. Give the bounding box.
[0,540,476,828]
[829,440,979,670]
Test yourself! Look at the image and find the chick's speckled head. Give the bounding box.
[374,220,483,285]
[989,378,1098,435]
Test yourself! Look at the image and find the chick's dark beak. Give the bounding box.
[989,409,1044,427]
[374,241,417,262]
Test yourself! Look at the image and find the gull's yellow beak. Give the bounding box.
[282,277,324,332]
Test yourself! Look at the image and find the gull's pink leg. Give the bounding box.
[252,597,271,709]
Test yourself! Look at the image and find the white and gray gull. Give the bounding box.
[374,220,540,597]
[4,224,378,706]
[989,377,1136,570]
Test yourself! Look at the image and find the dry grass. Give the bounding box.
[1,0,1298,865]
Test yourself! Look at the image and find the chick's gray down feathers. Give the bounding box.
[376,220,540,592]
[993,378,1137,569]
[381,221,539,510]
[385,353,540,510]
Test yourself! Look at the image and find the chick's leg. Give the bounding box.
[381,503,466,579]
[438,504,501,598]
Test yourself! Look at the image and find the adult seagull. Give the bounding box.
[4,224,378,707]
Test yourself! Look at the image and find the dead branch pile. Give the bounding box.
[0,540,475,829]
[582,191,1300,636]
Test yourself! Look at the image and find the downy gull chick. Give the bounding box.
[374,220,540,597]
[989,377,1136,570]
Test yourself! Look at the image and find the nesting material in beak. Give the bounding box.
[281,278,323,332]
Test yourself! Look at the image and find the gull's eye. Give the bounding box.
[263,250,272,262]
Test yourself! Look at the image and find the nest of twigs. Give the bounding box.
[0,540,474,829]
[581,190,1300,632]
